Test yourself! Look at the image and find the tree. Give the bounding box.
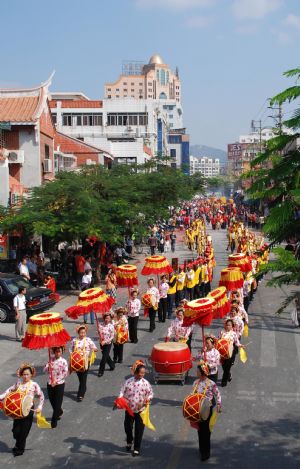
[0,164,205,244]
[245,67,300,311]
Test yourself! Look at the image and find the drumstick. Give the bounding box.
[243,341,252,347]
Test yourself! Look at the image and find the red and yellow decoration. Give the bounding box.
[228,253,252,273]
[116,264,139,288]
[141,255,173,276]
[219,267,244,291]
[208,286,231,318]
[182,393,210,423]
[65,287,115,319]
[22,312,71,349]
[183,297,215,327]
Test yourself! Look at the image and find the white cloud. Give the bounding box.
[185,15,213,28]
[236,23,258,35]
[135,0,215,10]
[232,0,282,20]
[283,13,300,29]
[272,28,293,45]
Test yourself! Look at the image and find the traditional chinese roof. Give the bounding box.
[0,74,53,124]
[54,131,113,159]
[49,100,103,108]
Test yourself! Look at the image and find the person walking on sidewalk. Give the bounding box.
[13,287,27,341]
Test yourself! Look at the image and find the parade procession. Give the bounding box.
[0,196,274,464]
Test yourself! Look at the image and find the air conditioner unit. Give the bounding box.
[7,150,25,164]
[43,159,53,173]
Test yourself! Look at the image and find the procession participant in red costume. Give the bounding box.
[97,313,115,377]
[192,361,221,461]
[70,325,98,401]
[118,362,154,457]
[44,346,68,428]
[0,363,44,456]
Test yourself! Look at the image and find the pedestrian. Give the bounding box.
[146,278,159,332]
[127,289,141,343]
[158,275,169,323]
[19,257,30,281]
[190,360,221,461]
[0,363,44,457]
[105,268,117,301]
[113,307,128,363]
[74,250,85,288]
[170,232,177,252]
[148,234,158,256]
[97,313,115,377]
[197,336,220,383]
[43,346,68,428]
[71,325,98,401]
[13,287,27,341]
[118,361,153,457]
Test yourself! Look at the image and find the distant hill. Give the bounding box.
[190,144,227,164]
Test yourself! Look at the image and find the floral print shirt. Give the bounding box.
[167,318,191,340]
[97,323,115,345]
[193,378,221,406]
[44,356,69,385]
[71,337,98,352]
[0,380,44,412]
[127,298,141,318]
[119,377,154,413]
[159,282,169,299]
[199,348,220,375]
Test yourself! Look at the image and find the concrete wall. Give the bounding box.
[0,160,9,206]
[19,128,41,188]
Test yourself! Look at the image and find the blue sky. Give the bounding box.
[1,0,300,149]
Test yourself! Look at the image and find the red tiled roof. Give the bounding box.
[49,100,103,108]
[0,96,40,122]
[55,132,104,154]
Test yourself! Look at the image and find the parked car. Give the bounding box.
[0,273,56,323]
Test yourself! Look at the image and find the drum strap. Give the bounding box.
[193,379,210,396]
[17,380,32,396]
[75,338,86,353]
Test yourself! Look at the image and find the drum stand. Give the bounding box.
[147,358,189,386]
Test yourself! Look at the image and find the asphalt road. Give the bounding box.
[0,228,299,469]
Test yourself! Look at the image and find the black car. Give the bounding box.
[0,273,56,323]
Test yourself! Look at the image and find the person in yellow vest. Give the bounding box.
[185,265,195,301]
[167,272,177,319]
[186,228,195,251]
[176,266,186,306]
[193,262,201,299]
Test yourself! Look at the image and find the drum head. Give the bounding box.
[228,341,233,357]
[154,342,188,352]
[84,354,89,370]
[21,395,33,417]
[200,397,211,421]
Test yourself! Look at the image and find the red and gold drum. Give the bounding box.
[69,351,89,373]
[216,338,233,360]
[3,391,33,419]
[141,293,153,308]
[183,393,211,422]
[150,342,192,374]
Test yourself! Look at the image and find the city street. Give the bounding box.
[0,227,299,468]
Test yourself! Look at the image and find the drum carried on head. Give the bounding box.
[149,342,192,384]
[216,338,233,360]
[183,393,211,423]
[3,391,33,419]
[69,351,89,373]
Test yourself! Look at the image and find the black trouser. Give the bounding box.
[113,343,124,362]
[208,372,218,383]
[186,333,192,351]
[221,358,233,385]
[128,316,139,343]
[76,369,88,398]
[204,282,211,296]
[99,343,114,374]
[171,242,175,252]
[193,284,200,299]
[124,411,145,452]
[230,240,236,253]
[197,407,213,458]
[186,287,194,301]
[167,293,175,319]
[47,383,65,425]
[231,344,239,365]
[12,410,34,451]
[176,289,185,306]
[158,297,168,322]
[150,246,155,255]
[149,307,156,332]
[243,295,249,312]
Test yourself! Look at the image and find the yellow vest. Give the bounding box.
[193,266,201,286]
[176,272,186,291]
[168,275,177,295]
[186,270,195,289]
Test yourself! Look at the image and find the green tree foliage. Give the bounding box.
[0,164,205,243]
[245,67,300,310]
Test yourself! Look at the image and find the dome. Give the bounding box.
[148,54,164,65]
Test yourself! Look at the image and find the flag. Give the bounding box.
[240,347,247,363]
[113,397,134,417]
[140,404,156,431]
[243,324,249,337]
[36,412,51,429]
[209,409,218,432]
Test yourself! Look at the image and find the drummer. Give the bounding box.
[0,363,44,456]
[97,312,115,377]
[113,307,129,364]
[44,346,68,428]
[118,361,154,457]
[71,325,98,401]
[219,319,243,387]
[165,308,192,349]
[197,336,220,383]
[192,360,221,461]
[146,278,160,333]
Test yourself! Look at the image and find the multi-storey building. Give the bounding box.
[105,55,181,102]
[189,156,220,177]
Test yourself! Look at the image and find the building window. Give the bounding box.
[62,114,72,126]
[169,114,173,119]
[148,95,152,98]
[139,83,143,86]
[52,113,57,124]
[107,95,111,98]
[45,144,50,159]
[116,88,119,91]
[124,89,127,92]
[131,89,134,92]
[76,115,82,125]
[131,83,135,86]
[123,82,127,85]
[170,149,176,158]
[107,88,111,91]
[169,123,173,127]
[139,89,143,94]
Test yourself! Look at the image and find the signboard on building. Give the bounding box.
[227,143,242,160]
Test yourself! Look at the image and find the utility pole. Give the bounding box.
[251,119,262,152]
[268,102,283,134]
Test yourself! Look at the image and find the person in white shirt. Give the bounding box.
[127,290,141,343]
[13,287,27,341]
[158,275,169,323]
[19,258,30,281]
[82,269,94,324]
